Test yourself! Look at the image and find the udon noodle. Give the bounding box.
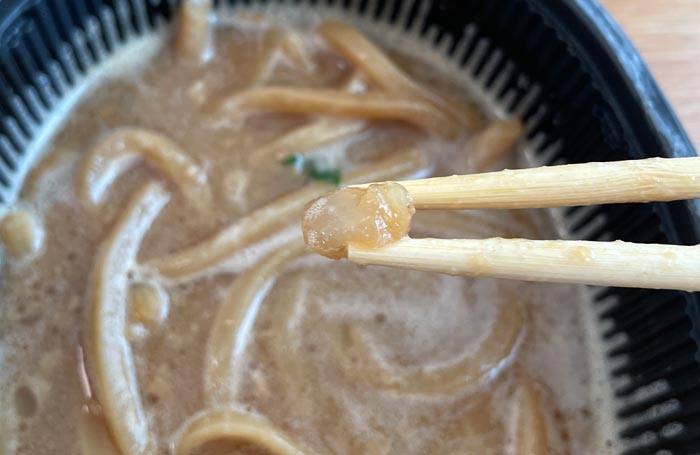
[0,3,604,454]
[78,128,211,212]
[87,183,170,455]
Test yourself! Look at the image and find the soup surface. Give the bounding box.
[0,4,610,454]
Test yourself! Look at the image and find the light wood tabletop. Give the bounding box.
[602,0,700,151]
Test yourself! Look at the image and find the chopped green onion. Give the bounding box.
[308,166,341,186]
[280,154,300,167]
[280,154,341,186]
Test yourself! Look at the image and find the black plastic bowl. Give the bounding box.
[1,1,699,453]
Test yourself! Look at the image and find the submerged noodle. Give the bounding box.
[206,238,307,405]
[87,183,170,455]
[175,411,307,455]
[343,300,523,394]
[515,376,552,455]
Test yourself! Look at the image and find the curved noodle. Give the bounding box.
[87,183,170,455]
[318,20,481,132]
[344,301,523,394]
[78,128,211,211]
[175,411,307,455]
[515,376,551,455]
[205,238,307,405]
[218,87,458,139]
[149,148,428,279]
[175,0,212,62]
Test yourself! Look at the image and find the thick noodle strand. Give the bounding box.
[318,20,481,132]
[344,300,523,394]
[149,148,428,279]
[78,128,211,211]
[175,411,307,455]
[205,238,307,405]
[175,0,212,62]
[87,183,170,455]
[218,87,458,139]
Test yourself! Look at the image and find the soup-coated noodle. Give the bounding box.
[0,2,605,454]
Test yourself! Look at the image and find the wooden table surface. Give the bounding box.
[602,0,700,150]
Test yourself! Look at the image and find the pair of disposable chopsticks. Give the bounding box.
[349,157,700,292]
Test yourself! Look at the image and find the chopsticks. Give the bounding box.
[349,238,700,291]
[346,157,700,291]
[376,156,700,209]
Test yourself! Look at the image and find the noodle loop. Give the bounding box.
[78,128,211,211]
[176,411,308,455]
[345,301,523,394]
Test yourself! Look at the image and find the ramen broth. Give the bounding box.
[0,5,608,455]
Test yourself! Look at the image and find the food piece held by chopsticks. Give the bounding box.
[302,182,415,259]
[301,157,700,291]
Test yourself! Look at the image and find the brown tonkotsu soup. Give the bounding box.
[0,3,611,454]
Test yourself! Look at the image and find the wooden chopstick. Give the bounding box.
[382,157,700,209]
[335,157,700,291]
[348,238,700,291]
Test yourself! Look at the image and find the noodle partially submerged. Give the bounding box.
[343,300,523,394]
[175,0,212,62]
[249,118,366,165]
[149,148,428,279]
[219,87,459,139]
[175,411,307,455]
[78,128,211,211]
[515,376,552,455]
[206,239,307,405]
[87,183,170,455]
[318,20,482,132]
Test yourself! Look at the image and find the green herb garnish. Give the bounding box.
[281,154,300,167]
[308,166,341,186]
[281,154,342,187]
